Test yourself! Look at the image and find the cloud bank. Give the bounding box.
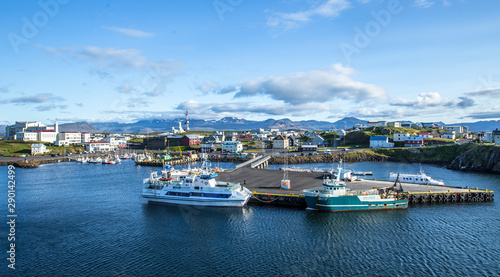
[202,64,386,105]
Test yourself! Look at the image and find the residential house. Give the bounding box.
[288,136,298,147]
[311,135,327,146]
[200,143,217,152]
[224,135,237,142]
[493,130,500,146]
[441,131,456,140]
[393,133,410,142]
[31,143,49,155]
[483,131,493,143]
[203,135,220,144]
[404,136,424,147]
[418,132,433,139]
[272,135,289,149]
[222,141,243,153]
[369,136,394,148]
[255,140,272,149]
[238,134,254,141]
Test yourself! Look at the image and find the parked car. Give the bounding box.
[14,155,19,157]
[20,155,27,157]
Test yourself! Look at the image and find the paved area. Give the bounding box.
[216,168,473,195]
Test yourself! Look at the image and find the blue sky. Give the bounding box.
[1,0,500,125]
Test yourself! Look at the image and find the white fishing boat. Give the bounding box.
[141,170,252,207]
[389,171,444,186]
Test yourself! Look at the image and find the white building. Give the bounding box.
[200,143,217,152]
[393,133,410,142]
[36,131,58,143]
[5,121,57,140]
[445,126,468,137]
[83,142,113,152]
[370,136,394,148]
[442,131,456,140]
[388,122,401,128]
[222,141,243,153]
[272,135,289,149]
[493,130,500,146]
[31,143,50,155]
[101,137,127,148]
[56,132,82,146]
[16,131,38,141]
[81,133,91,143]
[482,131,493,143]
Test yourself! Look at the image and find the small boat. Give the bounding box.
[304,161,408,212]
[89,157,102,163]
[389,171,444,186]
[141,169,252,207]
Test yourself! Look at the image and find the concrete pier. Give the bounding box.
[216,168,494,208]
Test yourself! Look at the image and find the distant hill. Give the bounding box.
[59,122,99,133]
[447,120,500,132]
[89,117,370,133]
[329,117,368,130]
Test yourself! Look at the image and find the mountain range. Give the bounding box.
[1,118,498,136]
[77,117,368,133]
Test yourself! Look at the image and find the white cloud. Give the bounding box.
[102,26,154,38]
[466,87,500,98]
[209,64,386,104]
[267,0,350,31]
[413,0,435,8]
[115,82,135,94]
[390,92,475,109]
[176,99,332,119]
[413,0,455,8]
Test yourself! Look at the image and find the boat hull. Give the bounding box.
[304,194,408,212]
[142,193,250,207]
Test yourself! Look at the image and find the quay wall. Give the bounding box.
[249,190,494,208]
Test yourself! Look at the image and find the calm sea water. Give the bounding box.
[1,160,499,276]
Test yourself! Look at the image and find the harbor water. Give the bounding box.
[1,161,499,276]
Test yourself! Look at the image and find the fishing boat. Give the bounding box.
[389,171,444,186]
[141,169,252,207]
[304,161,408,212]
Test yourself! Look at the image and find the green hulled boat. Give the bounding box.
[303,162,408,212]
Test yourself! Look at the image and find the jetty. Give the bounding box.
[216,168,494,208]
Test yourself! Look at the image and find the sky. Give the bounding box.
[1,0,500,126]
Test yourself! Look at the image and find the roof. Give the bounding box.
[370,136,388,140]
[184,134,199,139]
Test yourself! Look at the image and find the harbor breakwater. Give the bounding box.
[209,144,500,174]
